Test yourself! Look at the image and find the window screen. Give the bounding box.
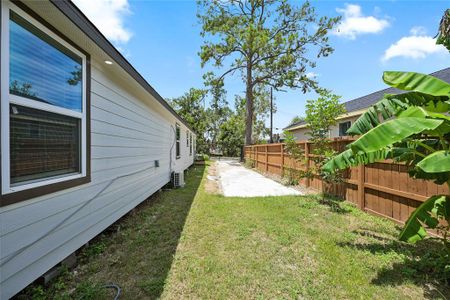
[10,105,80,184]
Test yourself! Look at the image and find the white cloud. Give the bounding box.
[333,4,390,39]
[382,28,448,62]
[72,0,132,44]
[305,72,319,79]
[409,26,427,36]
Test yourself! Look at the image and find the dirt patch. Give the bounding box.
[205,162,221,194]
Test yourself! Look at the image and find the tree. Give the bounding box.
[198,0,340,145]
[437,9,450,51]
[10,80,36,97]
[167,88,209,154]
[219,110,245,157]
[323,71,450,250]
[234,86,275,144]
[205,84,232,153]
[288,115,305,126]
[305,90,345,197]
[282,130,305,185]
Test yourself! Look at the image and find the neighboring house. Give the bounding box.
[284,67,450,141]
[0,1,195,298]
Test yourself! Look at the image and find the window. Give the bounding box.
[189,133,193,156]
[175,124,181,159]
[10,105,80,184]
[339,121,351,137]
[1,1,90,204]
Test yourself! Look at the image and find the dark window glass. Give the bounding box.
[189,133,192,155]
[10,105,80,184]
[339,121,351,136]
[9,12,83,112]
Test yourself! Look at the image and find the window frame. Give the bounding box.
[175,123,181,159]
[338,121,352,137]
[0,1,91,206]
[186,129,189,147]
[189,133,193,156]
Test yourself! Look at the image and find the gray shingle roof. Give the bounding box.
[284,67,450,130]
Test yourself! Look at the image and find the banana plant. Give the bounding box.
[322,71,450,249]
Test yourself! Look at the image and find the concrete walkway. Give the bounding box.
[214,159,302,197]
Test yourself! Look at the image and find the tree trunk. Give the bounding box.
[245,65,253,145]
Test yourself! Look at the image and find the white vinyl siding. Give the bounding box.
[0,3,195,298]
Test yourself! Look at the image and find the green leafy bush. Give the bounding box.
[323,71,450,251]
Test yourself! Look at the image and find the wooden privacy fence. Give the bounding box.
[244,138,449,224]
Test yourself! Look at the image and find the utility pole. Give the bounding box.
[269,87,273,143]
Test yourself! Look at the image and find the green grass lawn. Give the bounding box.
[29,163,449,299]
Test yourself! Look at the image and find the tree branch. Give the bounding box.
[218,65,246,81]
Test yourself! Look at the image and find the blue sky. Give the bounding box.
[74,0,450,133]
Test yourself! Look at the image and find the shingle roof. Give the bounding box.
[284,67,450,130]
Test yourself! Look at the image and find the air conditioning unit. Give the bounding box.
[171,171,185,188]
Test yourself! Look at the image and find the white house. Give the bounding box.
[284,67,450,140]
[0,1,195,298]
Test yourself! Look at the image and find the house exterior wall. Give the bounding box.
[288,115,361,141]
[330,115,360,138]
[0,1,195,298]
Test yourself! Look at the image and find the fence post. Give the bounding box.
[280,143,284,177]
[358,164,365,210]
[265,145,269,172]
[304,142,310,187]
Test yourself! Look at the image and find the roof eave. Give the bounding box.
[284,108,368,131]
[49,0,195,132]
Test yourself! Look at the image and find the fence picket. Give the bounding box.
[244,139,448,224]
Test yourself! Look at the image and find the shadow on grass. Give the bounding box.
[132,164,205,298]
[337,229,450,299]
[313,192,352,214]
[22,164,206,300]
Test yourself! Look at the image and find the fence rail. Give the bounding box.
[244,138,449,224]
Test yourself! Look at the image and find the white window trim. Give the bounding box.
[1,1,87,195]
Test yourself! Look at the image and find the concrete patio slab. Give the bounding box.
[215,159,302,197]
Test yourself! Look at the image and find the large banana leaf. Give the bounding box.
[398,106,450,121]
[383,71,450,96]
[425,99,450,112]
[347,92,447,136]
[350,118,443,154]
[409,165,450,185]
[399,195,445,243]
[397,107,450,135]
[417,150,450,173]
[322,148,390,172]
[431,195,450,221]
